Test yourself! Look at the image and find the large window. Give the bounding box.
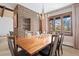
[49,12,72,36]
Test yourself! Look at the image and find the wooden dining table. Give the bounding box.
[16,34,56,55]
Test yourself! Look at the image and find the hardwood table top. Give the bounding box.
[16,34,54,55]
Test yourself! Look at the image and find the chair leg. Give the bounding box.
[61,46,63,55]
[14,45,19,56]
[55,51,57,56]
[58,48,60,56]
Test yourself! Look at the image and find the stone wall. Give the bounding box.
[17,5,39,37]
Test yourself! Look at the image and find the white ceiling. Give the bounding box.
[0,3,73,13]
[20,3,73,13]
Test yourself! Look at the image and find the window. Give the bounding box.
[63,15,72,35]
[55,17,61,32]
[49,19,54,33]
[49,12,72,36]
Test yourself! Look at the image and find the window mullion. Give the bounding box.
[61,16,64,33]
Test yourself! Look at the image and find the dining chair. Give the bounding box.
[9,31,14,36]
[8,38,29,56]
[39,34,59,56]
[56,32,64,56]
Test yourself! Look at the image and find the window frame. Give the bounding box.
[48,12,72,36]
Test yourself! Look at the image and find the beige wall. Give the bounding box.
[17,5,39,37]
[73,4,79,49]
[47,5,74,46]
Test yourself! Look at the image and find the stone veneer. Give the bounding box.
[17,5,40,37]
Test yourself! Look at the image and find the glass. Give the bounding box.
[55,17,61,31]
[63,16,71,32]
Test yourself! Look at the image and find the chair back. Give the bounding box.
[58,32,64,47]
[49,34,59,56]
[8,38,15,56]
[9,31,14,36]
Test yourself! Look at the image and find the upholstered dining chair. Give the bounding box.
[8,38,29,56]
[39,34,59,56]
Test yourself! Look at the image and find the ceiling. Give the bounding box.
[0,3,73,13]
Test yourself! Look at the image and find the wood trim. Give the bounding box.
[48,12,72,20]
[1,7,5,17]
[62,44,73,48]
[0,5,13,12]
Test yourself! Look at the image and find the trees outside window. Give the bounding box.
[49,12,72,36]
